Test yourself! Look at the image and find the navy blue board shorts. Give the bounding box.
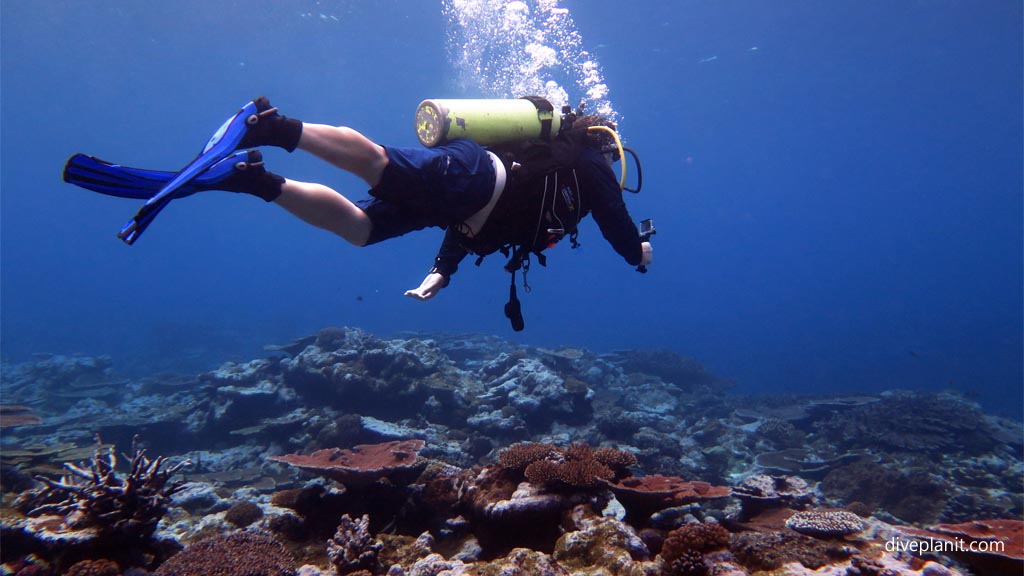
[357,138,496,245]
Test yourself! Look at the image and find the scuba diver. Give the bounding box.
[63,97,654,330]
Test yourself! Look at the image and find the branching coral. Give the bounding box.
[527,457,613,488]
[19,435,190,539]
[594,446,639,469]
[498,442,558,470]
[327,514,384,575]
[500,442,635,489]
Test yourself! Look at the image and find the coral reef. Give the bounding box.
[728,530,852,571]
[820,460,949,524]
[814,392,999,455]
[2,325,1015,576]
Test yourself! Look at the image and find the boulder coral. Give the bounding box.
[153,531,296,576]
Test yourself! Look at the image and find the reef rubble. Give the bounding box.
[1,326,1021,575]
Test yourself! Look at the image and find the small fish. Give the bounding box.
[699,55,718,64]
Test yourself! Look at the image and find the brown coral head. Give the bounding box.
[65,559,120,576]
[663,523,731,556]
[666,548,710,576]
[153,531,295,576]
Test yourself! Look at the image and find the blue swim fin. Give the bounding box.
[63,151,254,200]
[117,99,270,245]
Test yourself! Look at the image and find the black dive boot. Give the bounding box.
[211,149,285,202]
[237,96,304,152]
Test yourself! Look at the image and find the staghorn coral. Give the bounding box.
[594,446,639,471]
[327,514,384,576]
[785,510,865,537]
[505,442,635,489]
[661,523,730,556]
[498,442,558,470]
[525,456,613,489]
[18,436,190,540]
[153,531,296,576]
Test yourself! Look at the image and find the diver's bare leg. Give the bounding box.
[296,124,389,187]
[274,179,372,246]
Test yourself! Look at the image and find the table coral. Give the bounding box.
[898,519,1023,575]
[269,440,426,488]
[605,475,730,521]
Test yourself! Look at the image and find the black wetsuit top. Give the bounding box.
[431,146,643,278]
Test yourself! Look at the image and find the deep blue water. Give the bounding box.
[2,1,1021,418]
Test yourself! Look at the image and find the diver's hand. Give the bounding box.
[404,272,447,301]
[640,241,653,266]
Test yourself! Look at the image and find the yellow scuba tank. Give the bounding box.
[415,97,561,148]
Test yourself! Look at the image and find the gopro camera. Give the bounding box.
[639,218,656,241]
